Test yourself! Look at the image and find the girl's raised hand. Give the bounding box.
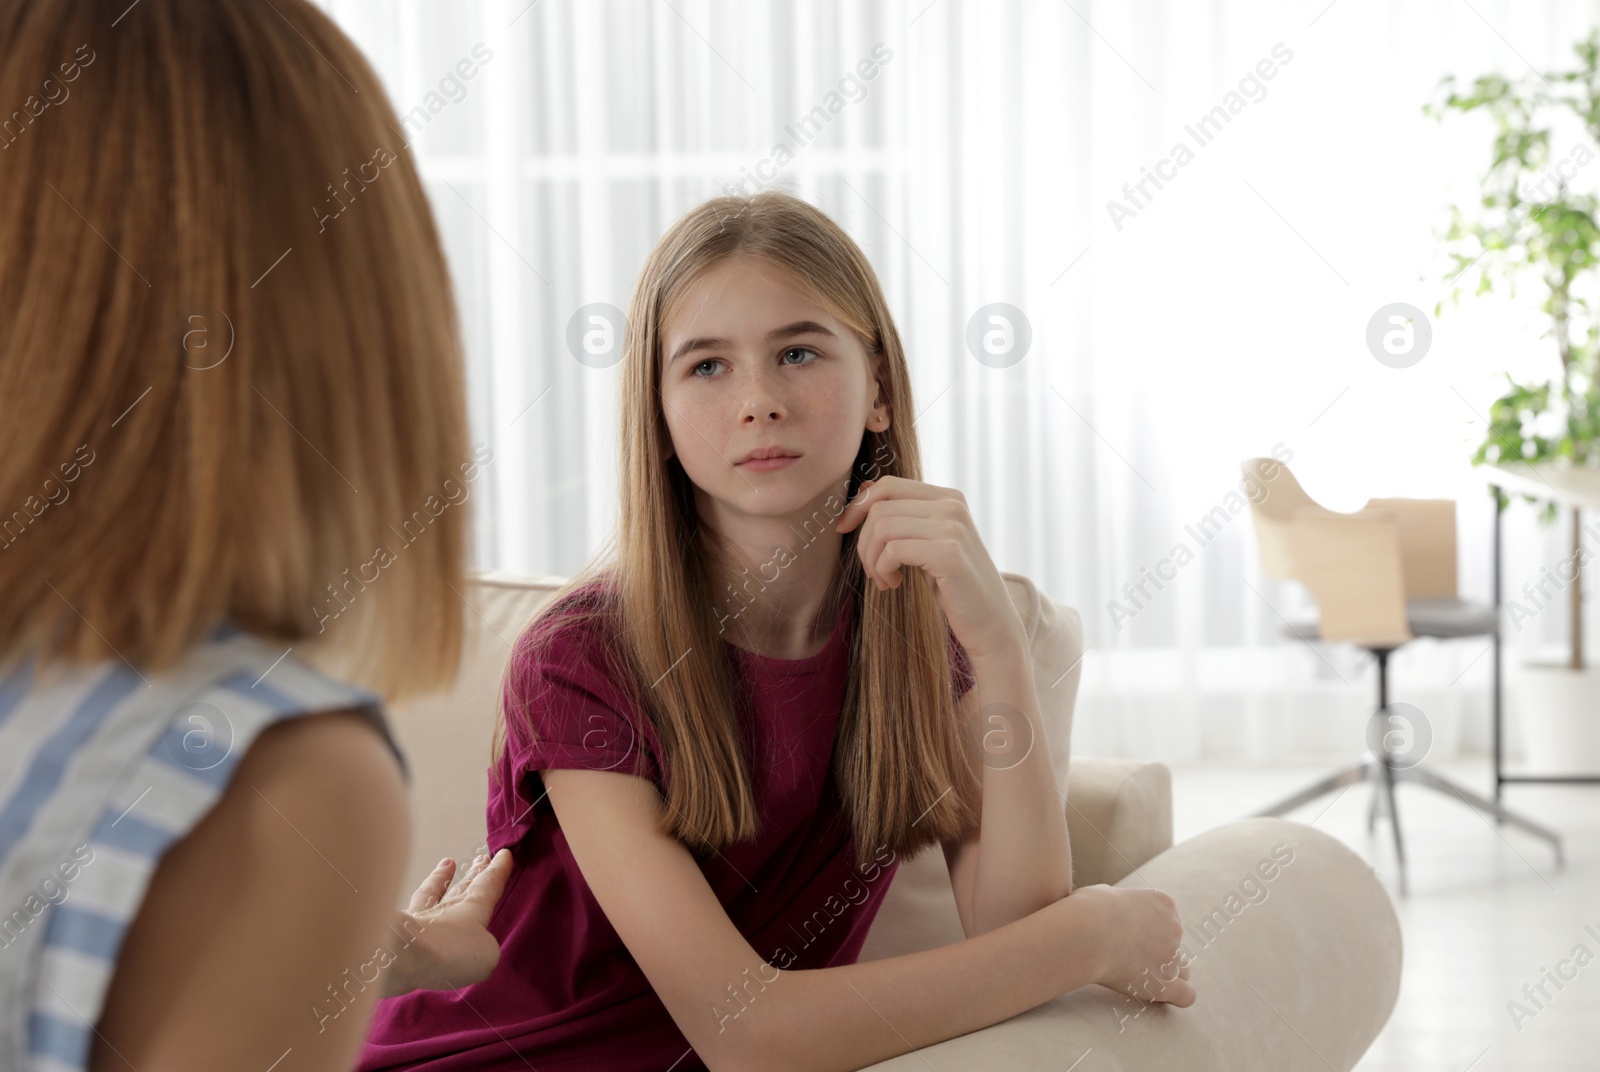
[835,476,1027,665]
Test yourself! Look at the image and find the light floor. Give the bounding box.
[1169,755,1599,1072]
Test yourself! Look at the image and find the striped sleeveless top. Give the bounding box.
[0,622,407,1072]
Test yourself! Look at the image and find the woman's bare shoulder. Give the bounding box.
[91,708,410,1072]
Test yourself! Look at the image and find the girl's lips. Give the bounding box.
[736,454,800,471]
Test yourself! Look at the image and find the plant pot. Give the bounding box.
[1507,657,1600,773]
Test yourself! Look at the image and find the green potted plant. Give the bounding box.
[1425,28,1600,769]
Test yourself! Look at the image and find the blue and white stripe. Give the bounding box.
[0,626,396,1072]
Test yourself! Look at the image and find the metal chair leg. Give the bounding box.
[1250,757,1373,819]
[1366,762,1386,833]
[1398,763,1566,868]
[1380,755,1407,896]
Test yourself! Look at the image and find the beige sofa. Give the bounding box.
[361,570,1401,1070]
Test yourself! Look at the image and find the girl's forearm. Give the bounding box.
[966,645,1075,933]
[758,893,1104,1072]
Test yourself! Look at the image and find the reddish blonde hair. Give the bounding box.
[0,0,471,701]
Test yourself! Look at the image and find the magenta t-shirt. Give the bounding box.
[358,584,973,1071]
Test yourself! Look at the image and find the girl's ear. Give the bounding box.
[868,352,892,430]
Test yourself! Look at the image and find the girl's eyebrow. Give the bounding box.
[667,320,836,365]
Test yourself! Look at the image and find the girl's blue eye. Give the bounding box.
[689,347,818,378]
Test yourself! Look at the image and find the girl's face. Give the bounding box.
[659,254,887,526]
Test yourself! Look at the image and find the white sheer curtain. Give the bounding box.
[312,0,1600,765]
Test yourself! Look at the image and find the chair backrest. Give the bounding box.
[1241,456,1325,581]
[1242,458,1460,598]
[309,569,1084,939]
[1366,496,1460,600]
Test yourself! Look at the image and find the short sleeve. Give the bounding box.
[501,621,659,783]
[488,614,664,853]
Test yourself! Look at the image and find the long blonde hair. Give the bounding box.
[496,192,978,870]
[0,0,470,701]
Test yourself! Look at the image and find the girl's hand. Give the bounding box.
[835,476,1027,665]
[383,849,514,997]
[1070,884,1196,1007]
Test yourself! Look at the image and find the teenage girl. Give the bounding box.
[0,3,511,1070]
[358,191,1194,1072]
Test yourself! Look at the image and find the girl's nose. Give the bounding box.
[737,375,786,423]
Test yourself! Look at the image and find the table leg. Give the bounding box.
[1493,483,1503,810]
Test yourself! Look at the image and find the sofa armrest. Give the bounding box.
[1066,758,1173,888]
[860,818,1400,1071]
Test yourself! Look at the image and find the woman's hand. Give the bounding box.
[835,475,1026,664]
[1069,884,1196,1008]
[382,849,515,997]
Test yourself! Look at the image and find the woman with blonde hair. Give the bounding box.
[0,2,510,1070]
[359,191,1193,1072]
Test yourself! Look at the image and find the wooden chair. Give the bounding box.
[1240,457,1563,894]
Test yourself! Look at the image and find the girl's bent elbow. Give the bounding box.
[703,976,805,1072]
[714,1049,805,1072]
[702,1020,788,1072]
